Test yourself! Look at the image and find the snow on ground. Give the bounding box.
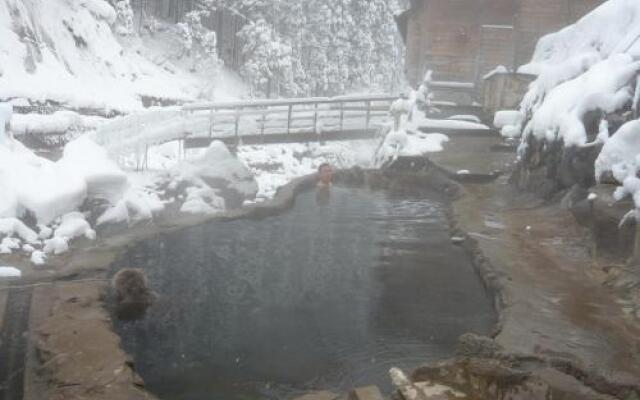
[10,112,106,136]
[0,102,248,264]
[0,0,246,112]
[416,118,489,131]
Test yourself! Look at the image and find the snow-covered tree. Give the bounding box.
[238,19,296,97]
[132,0,406,97]
[115,0,135,35]
[175,2,221,73]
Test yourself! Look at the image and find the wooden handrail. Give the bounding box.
[182,94,397,112]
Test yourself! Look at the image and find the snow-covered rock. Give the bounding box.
[55,212,97,241]
[59,136,128,200]
[31,251,47,266]
[524,54,640,146]
[0,237,20,254]
[494,111,523,129]
[375,128,449,167]
[0,218,38,243]
[595,120,640,183]
[176,141,258,208]
[0,266,21,278]
[180,187,225,215]
[516,0,640,221]
[519,0,640,146]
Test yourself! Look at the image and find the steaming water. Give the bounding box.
[113,187,495,399]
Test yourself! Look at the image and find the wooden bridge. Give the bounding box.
[93,87,486,169]
[94,94,398,160]
[180,94,398,148]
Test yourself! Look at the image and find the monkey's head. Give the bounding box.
[112,268,154,321]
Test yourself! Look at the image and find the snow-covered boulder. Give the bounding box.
[494,111,523,129]
[374,128,449,167]
[176,141,258,208]
[518,0,640,146]
[0,266,21,279]
[494,110,524,139]
[524,54,640,146]
[0,137,87,223]
[514,0,640,199]
[595,120,640,183]
[59,136,128,200]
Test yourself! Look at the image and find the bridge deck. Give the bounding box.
[92,92,489,169]
[184,129,382,148]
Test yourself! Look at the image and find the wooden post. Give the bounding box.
[144,144,149,170]
[313,102,319,133]
[209,107,214,137]
[339,101,345,132]
[260,107,266,141]
[365,100,372,131]
[235,106,240,146]
[287,104,293,135]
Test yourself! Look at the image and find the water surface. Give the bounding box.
[113,187,495,399]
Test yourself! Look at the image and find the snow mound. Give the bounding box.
[0,266,21,278]
[0,218,38,243]
[178,141,258,201]
[10,111,105,136]
[0,132,132,223]
[494,111,523,129]
[60,136,128,200]
[595,120,640,183]
[494,110,524,138]
[375,129,449,166]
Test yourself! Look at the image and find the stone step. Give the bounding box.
[348,386,385,400]
[292,391,341,400]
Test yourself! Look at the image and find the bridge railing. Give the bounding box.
[93,94,397,170]
[182,94,397,142]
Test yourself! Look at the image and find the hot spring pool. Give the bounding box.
[112,186,496,399]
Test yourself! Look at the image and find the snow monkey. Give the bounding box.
[112,268,154,321]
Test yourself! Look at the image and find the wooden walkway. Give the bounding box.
[93,88,487,169]
[181,94,398,147]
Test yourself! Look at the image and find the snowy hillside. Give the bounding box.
[0,0,245,112]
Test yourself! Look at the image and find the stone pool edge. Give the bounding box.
[16,161,481,399]
[21,157,640,400]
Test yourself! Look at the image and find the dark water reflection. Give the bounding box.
[112,187,495,400]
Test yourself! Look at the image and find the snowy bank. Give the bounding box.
[0,0,245,111]
[519,0,640,147]
[515,0,640,220]
[0,102,256,264]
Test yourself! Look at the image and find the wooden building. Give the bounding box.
[396,0,605,86]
